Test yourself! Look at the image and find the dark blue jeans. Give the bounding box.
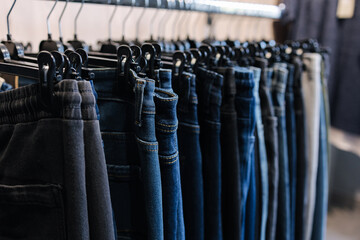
[272,63,291,240]
[285,64,297,240]
[154,69,185,240]
[234,67,256,240]
[196,67,223,240]
[255,59,279,240]
[292,56,308,240]
[175,72,204,240]
[94,69,163,240]
[215,67,241,240]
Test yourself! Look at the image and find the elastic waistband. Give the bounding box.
[0,80,87,125]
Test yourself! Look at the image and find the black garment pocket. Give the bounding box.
[0,184,65,240]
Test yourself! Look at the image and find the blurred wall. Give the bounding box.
[0,0,279,52]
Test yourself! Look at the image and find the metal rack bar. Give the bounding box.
[46,0,285,19]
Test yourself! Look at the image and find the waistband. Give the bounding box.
[214,67,236,96]
[155,69,173,90]
[0,80,87,125]
[197,67,223,108]
[234,67,255,98]
[272,65,288,93]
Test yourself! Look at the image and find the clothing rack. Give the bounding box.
[48,0,285,19]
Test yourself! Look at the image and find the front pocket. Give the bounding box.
[0,184,65,240]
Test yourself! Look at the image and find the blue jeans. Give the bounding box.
[272,63,291,240]
[94,69,164,239]
[251,66,269,240]
[154,69,185,240]
[175,72,205,240]
[234,67,256,240]
[285,64,297,240]
[197,67,223,240]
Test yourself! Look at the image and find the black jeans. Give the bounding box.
[0,80,114,240]
[292,56,308,240]
[196,67,224,240]
[215,67,241,240]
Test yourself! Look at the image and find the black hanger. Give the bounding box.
[39,0,64,52]
[172,51,186,77]
[50,51,65,80]
[141,43,156,79]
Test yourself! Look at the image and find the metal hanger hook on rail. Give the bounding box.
[46,0,58,40]
[171,0,184,41]
[158,0,170,40]
[149,0,161,40]
[74,0,85,40]
[135,0,149,42]
[122,0,135,41]
[6,0,17,41]
[59,0,69,43]
[108,0,119,41]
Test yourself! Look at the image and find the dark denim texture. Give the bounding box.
[0,79,12,91]
[0,80,113,240]
[174,72,204,240]
[154,69,185,240]
[78,81,117,240]
[272,63,291,240]
[285,64,297,240]
[245,155,256,240]
[254,59,279,240]
[196,67,223,240]
[234,67,256,240]
[292,56,308,240]
[251,66,269,240]
[93,69,163,239]
[215,67,241,240]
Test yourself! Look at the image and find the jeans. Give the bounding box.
[272,63,291,240]
[250,66,269,240]
[196,67,223,240]
[292,56,308,240]
[302,53,322,240]
[175,72,204,240]
[0,80,113,240]
[154,69,185,240]
[94,69,163,239]
[285,64,297,240]
[0,77,12,91]
[215,67,241,240]
[255,58,278,240]
[310,83,328,240]
[234,67,256,240]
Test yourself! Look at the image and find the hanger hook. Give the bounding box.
[47,0,58,40]
[171,0,183,41]
[74,0,85,40]
[59,0,69,43]
[135,0,149,42]
[108,0,119,41]
[158,0,170,40]
[6,0,17,41]
[192,12,202,41]
[149,0,161,40]
[122,0,135,41]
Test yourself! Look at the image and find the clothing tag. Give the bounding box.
[337,0,356,19]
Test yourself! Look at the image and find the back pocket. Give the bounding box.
[0,184,65,240]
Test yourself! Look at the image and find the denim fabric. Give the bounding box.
[215,67,241,240]
[93,69,163,239]
[272,63,291,240]
[245,154,256,240]
[310,83,328,240]
[250,66,269,240]
[234,67,256,240]
[154,69,185,240]
[174,72,204,240]
[285,64,297,240]
[254,58,279,240]
[292,56,308,240]
[196,67,223,240]
[0,80,91,240]
[302,53,322,240]
[77,81,116,240]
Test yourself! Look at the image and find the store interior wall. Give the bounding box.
[0,0,277,52]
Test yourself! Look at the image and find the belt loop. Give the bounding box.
[134,78,146,127]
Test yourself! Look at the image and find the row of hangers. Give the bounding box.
[0,0,325,110]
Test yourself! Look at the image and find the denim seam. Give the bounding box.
[136,138,158,146]
[156,122,178,127]
[142,111,156,114]
[155,128,177,133]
